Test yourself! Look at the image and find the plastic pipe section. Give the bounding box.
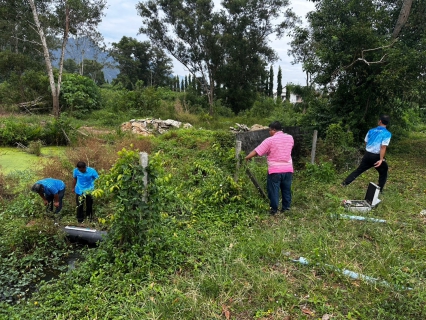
[292,257,412,291]
[63,226,107,244]
[339,214,387,223]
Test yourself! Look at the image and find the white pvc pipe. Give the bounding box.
[292,256,412,290]
[339,214,387,223]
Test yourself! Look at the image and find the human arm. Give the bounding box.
[374,145,387,167]
[53,193,60,207]
[73,177,77,193]
[245,150,258,161]
[37,191,48,205]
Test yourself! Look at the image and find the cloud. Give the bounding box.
[99,0,315,86]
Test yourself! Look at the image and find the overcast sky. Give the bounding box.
[98,0,316,87]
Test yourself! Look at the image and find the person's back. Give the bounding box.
[36,178,65,195]
[365,126,391,154]
[246,121,295,215]
[73,167,98,195]
[256,131,294,174]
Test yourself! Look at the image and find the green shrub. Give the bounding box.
[325,123,353,147]
[41,115,77,145]
[60,73,101,118]
[0,118,43,146]
[303,161,336,183]
[100,86,133,113]
[247,97,278,118]
[93,148,160,247]
[28,140,43,156]
[323,123,359,170]
[268,101,303,126]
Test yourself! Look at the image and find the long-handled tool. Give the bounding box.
[245,167,267,200]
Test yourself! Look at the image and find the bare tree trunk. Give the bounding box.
[28,0,70,118]
[56,3,70,117]
[28,0,59,117]
[80,49,85,75]
[392,0,413,39]
[208,76,215,115]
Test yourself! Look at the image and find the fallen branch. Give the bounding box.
[329,40,397,83]
[15,142,28,149]
[61,128,71,145]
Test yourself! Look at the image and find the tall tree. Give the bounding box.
[268,65,274,97]
[110,37,173,90]
[175,76,179,92]
[27,0,106,117]
[63,58,79,74]
[299,0,426,136]
[264,71,269,96]
[288,26,318,87]
[82,59,105,85]
[0,0,43,56]
[277,66,283,99]
[137,0,296,114]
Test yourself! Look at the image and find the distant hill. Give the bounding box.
[52,37,119,83]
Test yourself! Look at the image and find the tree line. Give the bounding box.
[0,0,425,137]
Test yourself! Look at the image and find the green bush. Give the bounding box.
[303,161,336,183]
[41,115,77,145]
[27,140,43,156]
[100,86,134,113]
[247,97,278,118]
[60,73,101,118]
[3,70,50,109]
[0,118,43,146]
[268,101,303,127]
[323,123,359,170]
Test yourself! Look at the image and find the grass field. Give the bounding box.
[1,128,425,319]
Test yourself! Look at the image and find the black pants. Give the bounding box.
[76,194,94,223]
[343,152,388,191]
[46,188,65,214]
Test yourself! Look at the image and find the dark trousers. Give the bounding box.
[46,188,65,214]
[267,172,293,212]
[343,152,388,191]
[76,194,94,223]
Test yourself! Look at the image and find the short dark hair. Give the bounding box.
[380,115,390,126]
[76,161,87,169]
[31,183,43,193]
[269,121,283,131]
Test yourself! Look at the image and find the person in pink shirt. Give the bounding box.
[245,121,294,215]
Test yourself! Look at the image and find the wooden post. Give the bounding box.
[311,130,318,164]
[234,140,242,182]
[139,152,148,202]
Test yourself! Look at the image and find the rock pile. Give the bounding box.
[121,118,193,136]
[230,123,268,133]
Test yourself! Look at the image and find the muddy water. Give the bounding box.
[0,147,66,174]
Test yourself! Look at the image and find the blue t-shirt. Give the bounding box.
[73,167,99,195]
[365,126,391,154]
[36,178,65,196]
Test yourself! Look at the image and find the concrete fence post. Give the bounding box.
[235,140,242,182]
[139,152,149,202]
[311,130,318,164]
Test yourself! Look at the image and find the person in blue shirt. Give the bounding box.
[73,161,99,223]
[31,178,66,214]
[342,115,391,192]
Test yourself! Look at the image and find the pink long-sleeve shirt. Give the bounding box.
[255,131,294,174]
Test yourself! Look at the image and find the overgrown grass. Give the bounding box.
[0,127,425,319]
